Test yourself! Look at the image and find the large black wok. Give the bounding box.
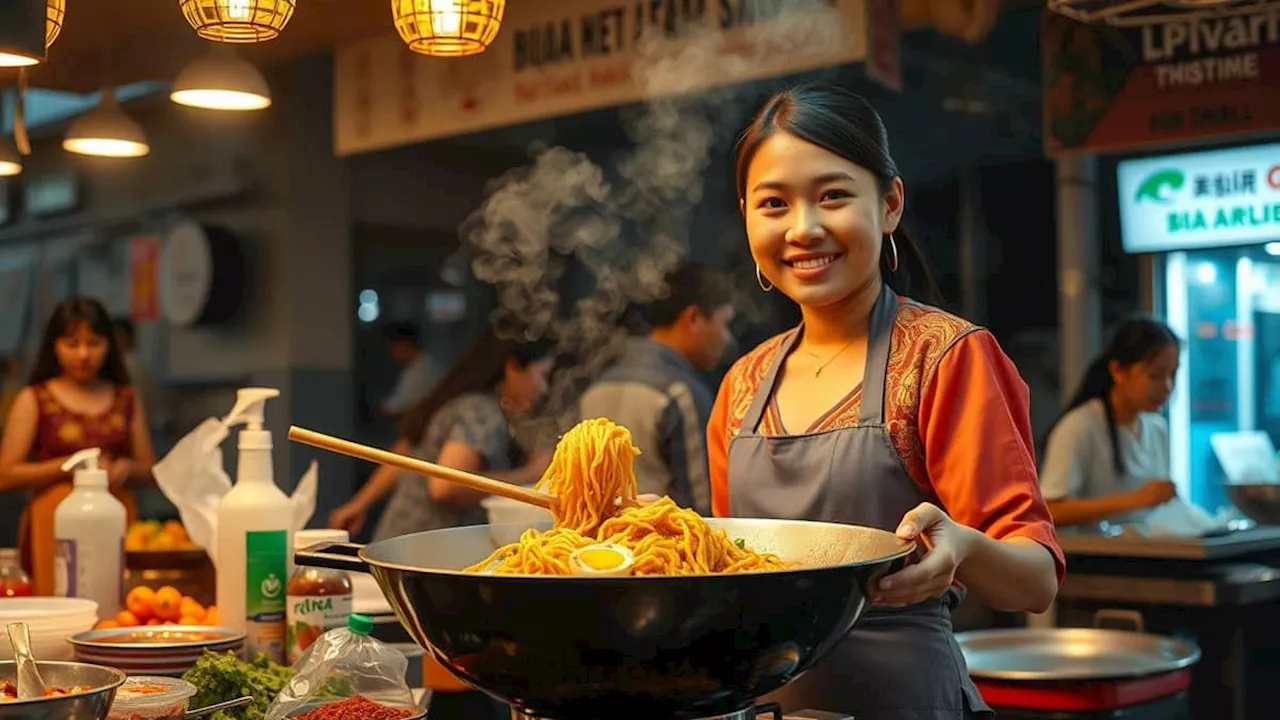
[296,518,912,720]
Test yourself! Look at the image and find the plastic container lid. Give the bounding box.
[294,528,350,551]
[348,613,373,636]
[108,676,198,719]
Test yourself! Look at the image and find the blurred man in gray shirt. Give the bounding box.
[578,263,735,514]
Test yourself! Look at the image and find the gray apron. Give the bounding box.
[727,285,992,720]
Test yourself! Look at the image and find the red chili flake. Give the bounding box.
[293,695,416,720]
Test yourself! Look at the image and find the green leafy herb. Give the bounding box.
[733,538,746,550]
[183,651,293,720]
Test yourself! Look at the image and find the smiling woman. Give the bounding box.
[708,83,1064,719]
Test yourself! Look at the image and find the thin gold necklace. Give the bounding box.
[805,339,857,377]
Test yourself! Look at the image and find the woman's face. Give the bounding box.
[503,357,555,414]
[743,131,904,309]
[55,322,110,383]
[1111,344,1179,413]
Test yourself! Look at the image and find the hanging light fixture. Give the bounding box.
[179,0,296,43]
[46,0,65,49]
[392,0,507,58]
[0,0,48,67]
[0,140,21,177]
[63,89,150,158]
[171,47,272,110]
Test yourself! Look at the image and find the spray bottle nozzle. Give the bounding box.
[61,448,102,474]
[223,388,281,431]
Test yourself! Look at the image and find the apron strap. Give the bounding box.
[857,284,899,426]
[739,329,799,434]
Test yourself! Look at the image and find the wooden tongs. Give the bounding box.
[287,426,556,510]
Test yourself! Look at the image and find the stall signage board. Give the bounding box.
[1043,6,1280,156]
[333,0,876,155]
[1116,142,1280,253]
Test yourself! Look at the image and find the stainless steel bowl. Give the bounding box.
[1226,483,1280,525]
[0,660,126,720]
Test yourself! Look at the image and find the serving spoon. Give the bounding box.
[6,622,46,699]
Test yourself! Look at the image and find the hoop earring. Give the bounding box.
[886,234,899,273]
[755,264,774,292]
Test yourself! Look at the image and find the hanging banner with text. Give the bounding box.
[333,0,890,155]
[1042,6,1280,156]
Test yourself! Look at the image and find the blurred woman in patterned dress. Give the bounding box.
[0,298,156,596]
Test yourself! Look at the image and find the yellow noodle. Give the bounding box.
[464,418,788,576]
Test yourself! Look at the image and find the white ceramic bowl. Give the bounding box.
[0,598,100,660]
[481,494,554,546]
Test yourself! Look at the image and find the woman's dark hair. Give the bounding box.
[29,297,131,386]
[397,326,555,444]
[1048,315,1180,474]
[733,83,942,305]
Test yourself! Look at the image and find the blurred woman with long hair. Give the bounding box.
[1040,315,1181,527]
[0,298,155,595]
[329,326,556,540]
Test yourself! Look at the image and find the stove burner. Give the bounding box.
[510,703,855,720]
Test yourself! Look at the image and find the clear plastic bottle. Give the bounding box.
[286,529,353,664]
[0,549,32,598]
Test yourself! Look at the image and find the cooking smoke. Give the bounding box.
[459,0,850,447]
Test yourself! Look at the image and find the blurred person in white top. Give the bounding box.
[1039,316,1181,527]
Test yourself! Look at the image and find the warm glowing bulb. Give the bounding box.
[0,161,20,176]
[225,0,252,21]
[0,52,40,68]
[171,88,272,111]
[431,1,463,35]
[63,138,150,158]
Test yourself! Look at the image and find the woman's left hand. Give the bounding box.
[874,502,976,607]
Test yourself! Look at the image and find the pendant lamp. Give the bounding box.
[46,0,65,49]
[171,47,272,110]
[392,0,506,58]
[179,0,297,43]
[0,0,47,67]
[63,90,150,158]
[0,140,21,177]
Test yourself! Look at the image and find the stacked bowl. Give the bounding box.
[0,597,99,660]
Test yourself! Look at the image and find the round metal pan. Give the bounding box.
[956,627,1201,681]
[295,517,914,720]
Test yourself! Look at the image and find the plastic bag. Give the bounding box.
[264,615,420,720]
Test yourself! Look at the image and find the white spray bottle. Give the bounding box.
[215,388,292,664]
[53,448,126,619]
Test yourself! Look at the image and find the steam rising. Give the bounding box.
[460,0,849,446]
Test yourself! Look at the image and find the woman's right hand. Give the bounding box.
[1132,479,1177,509]
[328,502,367,536]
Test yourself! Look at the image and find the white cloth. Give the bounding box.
[1040,399,1170,522]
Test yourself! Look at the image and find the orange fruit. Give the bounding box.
[179,597,206,623]
[115,610,140,628]
[95,620,119,630]
[153,587,183,622]
[178,615,202,626]
[203,606,219,625]
[126,587,156,621]
[146,618,163,626]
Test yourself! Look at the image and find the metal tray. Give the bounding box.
[956,627,1201,681]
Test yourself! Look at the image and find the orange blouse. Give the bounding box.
[707,299,1066,583]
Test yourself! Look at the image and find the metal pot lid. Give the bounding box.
[956,628,1201,682]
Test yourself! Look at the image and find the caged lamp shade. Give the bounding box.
[392,0,507,58]
[179,0,296,43]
